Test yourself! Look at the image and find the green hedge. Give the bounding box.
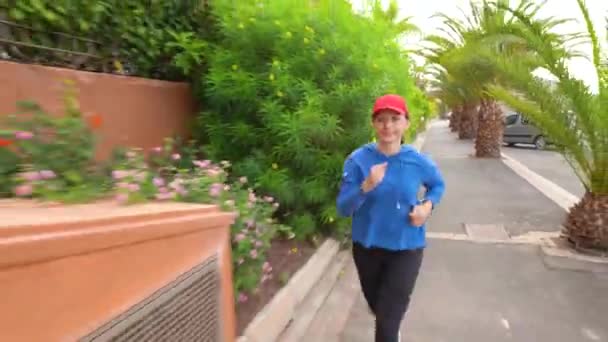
[0,0,212,80]
[191,0,431,239]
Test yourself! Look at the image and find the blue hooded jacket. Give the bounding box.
[336,143,445,251]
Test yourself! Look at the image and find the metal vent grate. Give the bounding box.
[81,254,221,342]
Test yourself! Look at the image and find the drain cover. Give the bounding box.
[464,223,510,241]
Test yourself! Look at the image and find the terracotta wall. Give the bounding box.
[0,61,197,160]
[0,200,237,342]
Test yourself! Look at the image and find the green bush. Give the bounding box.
[0,0,212,80]
[1,81,108,202]
[191,0,430,239]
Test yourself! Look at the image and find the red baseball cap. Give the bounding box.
[372,94,409,118]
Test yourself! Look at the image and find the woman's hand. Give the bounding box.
[409,200,433,226]
[361,162,388,193]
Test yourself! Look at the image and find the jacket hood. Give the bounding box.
[363,143,417,158]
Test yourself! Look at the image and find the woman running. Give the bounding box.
[336,94,446,342]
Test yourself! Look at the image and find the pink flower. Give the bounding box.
[250,249,258,259]
[234,233,246,242]
[126,151,137,158]
[239,176,248,184]
[263,262,272,273]
[39,170,56,180]
[273,202,279,208]
[194,160,211,168]
[248,192,256,202]
[238,293,248,303]
[238,258,245,265]
[169,179,183,190]
[152,146,162,153]
[115,193,129,204]
[171,153,181,161]
[264,196,274,203]
[223,184,231,191]
[206,168,221,177]
[15,131,33,140]
[209,183,223,197]
[127,183,140,192]
[255,240,263,248]
[155,192,175,200]
[158,186,169,193]
[112,170,129,180]
[116,182,130,189]
[246,219,255,228]
[21,171,40,182]
[153,177,165,187]
[14,184,33,197]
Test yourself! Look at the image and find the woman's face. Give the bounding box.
[372,110,409,144]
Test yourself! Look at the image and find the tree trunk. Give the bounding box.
[449,106,461,132]
[474,98,503,158]
[563,191,608,252]
[458,103,476,139]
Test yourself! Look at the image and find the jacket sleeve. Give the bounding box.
[420,154,445,207]
[336,157,369,217]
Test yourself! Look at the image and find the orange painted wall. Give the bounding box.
[0,61,197,160]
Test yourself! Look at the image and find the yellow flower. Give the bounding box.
[303,37,310,44]
[272,163,279,169]
[232,64,239,71]
[276,91,284,98]
[269,73,275,81]
[285,31,292,38]
[238,23,245,29]
[305,25,314,33]
[113,60,124,73]
[272,59,280,66]
[249,17,256,22]
[329,216,334,223]
[318,48,326,55]
[274,20,281,26]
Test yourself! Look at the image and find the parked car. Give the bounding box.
[503,112,549,149]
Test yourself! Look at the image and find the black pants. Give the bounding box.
[352,242,424,342]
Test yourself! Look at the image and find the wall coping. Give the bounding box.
[0,60,191,86]
[0,200,236,269]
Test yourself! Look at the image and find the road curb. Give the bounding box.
[277,251,351,342]
[237,238,340,342]
[412,119,439,151]
[501,152,579,211]
[499,152,608,265]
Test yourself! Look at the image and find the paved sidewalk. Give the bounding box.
[342,239,608,342]
[313,120,608,342]
[421,121,566,237]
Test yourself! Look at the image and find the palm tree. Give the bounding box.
[420,32,478,139]
[370,0,421,36]
[487,0,607,251]
[428,0,572,158]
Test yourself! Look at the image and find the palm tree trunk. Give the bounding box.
[563,191,608,252]
[449,106,461,132]
[474,98,503,158]
[458,103,476,139]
